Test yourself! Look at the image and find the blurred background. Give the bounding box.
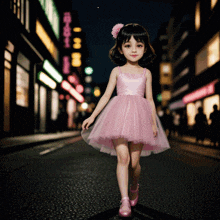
[0,0,219,143]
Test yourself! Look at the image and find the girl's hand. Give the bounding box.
[82,116,95,130]
[152,124,158,137]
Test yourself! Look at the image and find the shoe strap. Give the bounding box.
[121,196,129,202]
[130,184,139,193]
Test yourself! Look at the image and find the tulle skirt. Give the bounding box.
[81,95,171,156]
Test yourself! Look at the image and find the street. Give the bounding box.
[0,137,220,220]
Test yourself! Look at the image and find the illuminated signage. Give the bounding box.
[68,73,79,85]
[169,99,185,110]
[85,66,93,75]
[59,94,64,100]
[73,38,81,49]
[63,12,72,48]
[38,0,60,39]
[63,56,71,74]
[38,71,57,89]
[76,84,84,93]
[73,27,82,32]
[61,80,84,103]
[183,79,218,104]
[43,60,63,83]
[71,52,81,67]
[68,75,76,83]
[36,20,58,62]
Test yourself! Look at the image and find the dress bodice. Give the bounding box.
[116,66,146,97]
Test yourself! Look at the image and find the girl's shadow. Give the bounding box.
[87,204,181,220]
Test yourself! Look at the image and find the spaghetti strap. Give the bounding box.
[118,66,122,74]
[143,68,146,74]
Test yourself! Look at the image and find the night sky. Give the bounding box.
[72,0,173,84]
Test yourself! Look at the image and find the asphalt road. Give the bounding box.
[0,136,220,220]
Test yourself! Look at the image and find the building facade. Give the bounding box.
[0,0,86,137]
[167,0,220,132]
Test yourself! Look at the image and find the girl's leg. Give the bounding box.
[112,138,130,199]
[129,142,143,200]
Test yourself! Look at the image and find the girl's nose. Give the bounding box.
[132,47,137,52]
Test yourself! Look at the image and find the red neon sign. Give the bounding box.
[76,84,84,93]
[63,12,72,49]
[59,94,64,100]
[61,80,71,91]
[61,80,84,103]
[68,75,76,83]
[183,79,218,104]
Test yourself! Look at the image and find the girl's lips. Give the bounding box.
[131,55,137,57]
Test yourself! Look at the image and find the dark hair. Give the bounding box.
[198,107,203,113]
[109,23,157,67]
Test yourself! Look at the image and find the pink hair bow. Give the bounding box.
[111,23,124,39]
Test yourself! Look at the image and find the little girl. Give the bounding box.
[81,23,170,217]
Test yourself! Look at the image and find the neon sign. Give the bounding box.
[71,52,81,67]
[36,20,58,62]
[63,56,71,74]
[43,60,63,83]
[183,79,218,104]
[63,12,72,48]
[61,80,84,103]
[38,0,60,39]
[38,71,56,89]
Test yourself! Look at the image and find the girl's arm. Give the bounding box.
[146,70,157,126]
[90,68,118,119]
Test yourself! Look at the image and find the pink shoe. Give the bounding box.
[119,196,131,217]
[129,184,139,207]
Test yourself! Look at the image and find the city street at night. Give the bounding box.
[1,135,220,220]
[1,0,220,219]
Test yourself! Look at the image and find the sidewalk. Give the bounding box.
[1,131,220,160]
[0,130,81,155]
[170,133,220,160]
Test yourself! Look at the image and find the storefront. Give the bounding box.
[1,0,62,137]
[183,79,219,127]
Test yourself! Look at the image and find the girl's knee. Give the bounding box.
[118,155,130,166]
[130,162,141,170]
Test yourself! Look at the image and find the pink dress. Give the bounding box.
[81,66,170,156]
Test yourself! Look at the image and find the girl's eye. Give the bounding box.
[137,45,143,47]
[125,45,130,48]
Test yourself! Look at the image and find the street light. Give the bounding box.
[85,66,93,75]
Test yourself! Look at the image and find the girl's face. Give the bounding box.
[119,35,147,64]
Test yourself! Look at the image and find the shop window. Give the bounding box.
[20,0,24,24]
[17,52,30,71]
[195,32,220,75]
[10,0,30,32]
[39,86,47,132]
[186,103,196,126]
[16,52,30,108]
[204,94,219,125]
[195,100,202,115]
[195,1,200,31]
[195,47,207,75]
[211,0,218,9]
[4,41,14,132]
[16,65,29,107]
[207,33,219,67]
[25,0,30,32]
[51,90,59,121]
